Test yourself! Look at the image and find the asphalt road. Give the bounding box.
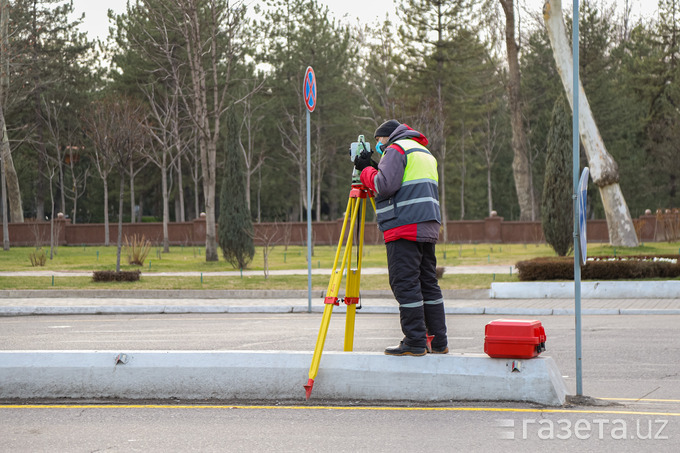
[2,313,679,452]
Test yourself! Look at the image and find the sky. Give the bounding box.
[70,0,659,43]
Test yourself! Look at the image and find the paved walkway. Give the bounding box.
[0,265,516,277]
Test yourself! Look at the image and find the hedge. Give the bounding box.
[516,255,680,281]
[92,270,141,282]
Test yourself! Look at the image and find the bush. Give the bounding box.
[29,248,47,267]
[124,234,151,266]
[516,255,680,281]
[92,270,141,282]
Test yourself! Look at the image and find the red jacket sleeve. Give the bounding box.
[359,166,378,192]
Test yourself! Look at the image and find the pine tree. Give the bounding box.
[218,109,254,269]
[541,95,573,257]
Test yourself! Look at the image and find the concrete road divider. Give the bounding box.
[491,281,680,299]
[0,351,568,406]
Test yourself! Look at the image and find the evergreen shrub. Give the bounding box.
[516,256,680,281]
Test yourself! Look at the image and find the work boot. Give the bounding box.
[384,341,427,356]
[428,345,449,354]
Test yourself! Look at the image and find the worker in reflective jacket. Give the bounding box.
[354,120,448,356]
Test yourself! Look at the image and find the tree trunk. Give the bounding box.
[459,121,466,220]
[500,0,537,221]
[103,179,110,246]
[299,163,305,223]
[257,165,262,223]
[0,105,8,250]
[1,121,22,222]
[176,157,185,222]
[201,138,218,261]
[49,176,54,260]
[58,160,65,217]
[162,161,170,253]
[129,161,136,223]
[1,149,7,250]
[72,187,77,225]
[544,0,638,246]
[488,165,493,215]
[116,172,124,272]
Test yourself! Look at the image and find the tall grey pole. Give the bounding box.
[306,110,312,313]
[572,0,583,396]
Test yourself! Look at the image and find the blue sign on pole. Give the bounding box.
[304,67,316,113]
[577,167,590,267]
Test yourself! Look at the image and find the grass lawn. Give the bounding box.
[2,241,678,290]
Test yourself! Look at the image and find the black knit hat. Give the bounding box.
[374,119,400,138]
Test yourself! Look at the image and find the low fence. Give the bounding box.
[0,214,667,247]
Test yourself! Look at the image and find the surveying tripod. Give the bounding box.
[303,171,376,400]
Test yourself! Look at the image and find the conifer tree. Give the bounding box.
[541,95,573,257]
[218,108,254,269]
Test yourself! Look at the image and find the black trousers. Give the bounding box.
[386,239,447,349]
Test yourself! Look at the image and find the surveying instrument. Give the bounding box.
[303,135,377,400]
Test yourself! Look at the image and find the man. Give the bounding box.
[354,119,448,356]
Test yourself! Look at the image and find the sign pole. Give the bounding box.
[572,0,583,396]
[306,109,312,313]
[304,67,317,313]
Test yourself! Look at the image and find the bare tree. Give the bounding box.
[154,0,252,261]
[34,101,61,259]
[238,78,267,214]
[85,111,115,246]
[127,158,149,224]
[470,105,503,216]
[500,0,538,220]
[0,0,23,224]
[84,96,147,269]
[278,108,307,222]
[250,222,282,280]
[64,146,89,224]
[142,82,186,252]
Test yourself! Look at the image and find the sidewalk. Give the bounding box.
[0,265,516,277]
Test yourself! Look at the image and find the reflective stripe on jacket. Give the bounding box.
[375,139,441,232]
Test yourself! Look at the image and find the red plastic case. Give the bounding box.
[484,319,546,359]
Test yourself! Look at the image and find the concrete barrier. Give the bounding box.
[0,351,568,406]
[491,281,680,299]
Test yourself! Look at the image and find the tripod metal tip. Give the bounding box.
[426,334,434,353]
[304,379,315,400]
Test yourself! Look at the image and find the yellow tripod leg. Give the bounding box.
[344,269,359,351]
[344,197,368,351]
[305,195,359,399]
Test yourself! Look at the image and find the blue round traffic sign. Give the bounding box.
[577,167,590,267]
[304,67,316,113]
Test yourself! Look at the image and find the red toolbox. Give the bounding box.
[484,319,546,359]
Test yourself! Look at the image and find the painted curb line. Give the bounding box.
[0,350,568,406]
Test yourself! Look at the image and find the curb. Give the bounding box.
[491,281,680,299]
[0,350,568,406]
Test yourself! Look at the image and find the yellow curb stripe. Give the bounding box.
[598,397,680,403]
[1,404,679,417]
